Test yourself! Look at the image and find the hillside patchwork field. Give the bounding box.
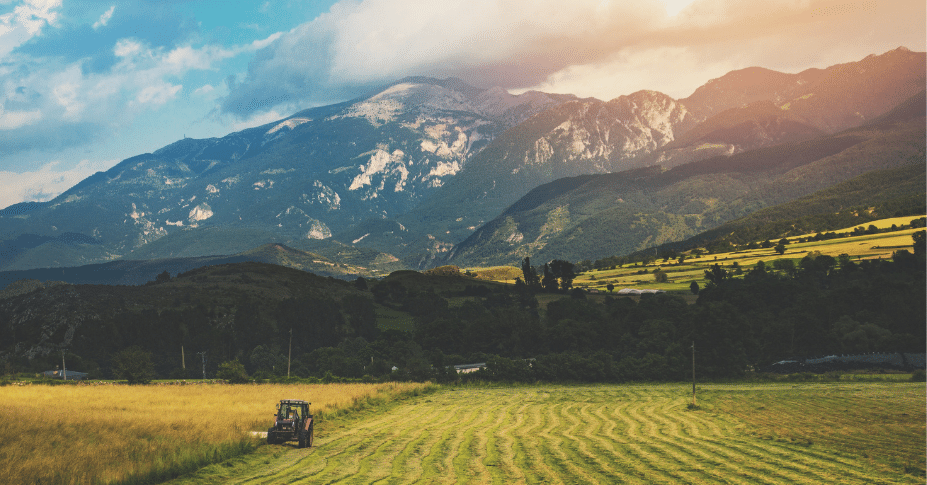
[568,219,923,294]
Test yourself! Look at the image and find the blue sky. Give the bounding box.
[0,0,923,209]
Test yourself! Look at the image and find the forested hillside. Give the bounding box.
[2,239,923,382]
[448,115,926,267]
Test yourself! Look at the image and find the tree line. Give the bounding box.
[2,235,924,383]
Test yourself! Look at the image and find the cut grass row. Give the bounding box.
[0,382,429,485]
[169,382,925,484]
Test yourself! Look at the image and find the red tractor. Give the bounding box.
[267,399,314,448]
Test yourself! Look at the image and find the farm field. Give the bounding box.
[570,220,922,295]
[168,382,925,484]
[0,382,428,485]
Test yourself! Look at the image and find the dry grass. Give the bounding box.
[792,216,925,238]
[0,382,427,485]
[465,265,523,283]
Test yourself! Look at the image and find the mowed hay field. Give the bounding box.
[0,382,428,485]
[170,382,925,484]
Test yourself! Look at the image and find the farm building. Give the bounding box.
[453,363,486,374]
[764,352,926,373]
[42,369,89,381]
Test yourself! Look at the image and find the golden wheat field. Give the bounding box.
[167,382,925,484]
[0,382,427,485]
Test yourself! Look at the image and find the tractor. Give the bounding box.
[267,399,314,448]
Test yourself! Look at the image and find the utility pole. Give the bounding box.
[287,328,293,378]
[198,351,207,380]
[691,341,696,407]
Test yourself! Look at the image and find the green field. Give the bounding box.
[168,382,925,484]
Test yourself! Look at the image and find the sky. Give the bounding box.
[0,0,923,210]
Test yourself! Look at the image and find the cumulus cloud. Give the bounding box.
[0,0,61,56]
[0,107,41,129]
[230,109,286,132]
[0,25,278,158]
[135,82,182,105]
[194,84,215,96]
[222,0,925,114]
[0,158,115,209]
[92,5,114,30]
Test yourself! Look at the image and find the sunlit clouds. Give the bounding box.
[0,0,922,209]
[0,159,116,209]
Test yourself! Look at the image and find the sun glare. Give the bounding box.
[661,0,696,17]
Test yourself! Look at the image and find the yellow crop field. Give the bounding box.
[168,382,925,484]
[572,225,921,295]
[0,382,427,485]
[465,265,524,283]
[793,216,926,238]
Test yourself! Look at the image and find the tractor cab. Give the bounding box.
[268,399,313,448]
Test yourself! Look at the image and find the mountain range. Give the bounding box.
[0,47,923,280]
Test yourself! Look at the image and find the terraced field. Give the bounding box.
[170,382,924,484]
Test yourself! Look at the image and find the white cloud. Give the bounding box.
[249,31,281,50]
[223,0,925,115]
[92,5,115,30]
[661,0,696,16]
[515,46,738,100]
[0,31,280,158]
[0,158,116,209]
[194,84,215,96]
[14,0,60,35]
[136,82,182,105]
[50,70,84,120]
[113,38,142,58]
[0,108,41,129]
[231,109,285,131]
[0,0,62,56]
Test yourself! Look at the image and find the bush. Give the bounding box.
[910,369,926,382]
[216,360,249,383]
[111,346,156,384]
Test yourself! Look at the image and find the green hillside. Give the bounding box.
[677,161,926,249]
[448,117,925,267]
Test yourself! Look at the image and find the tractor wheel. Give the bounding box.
[298,429,307,448]
[307,424,314,447]
[266,428,276,445]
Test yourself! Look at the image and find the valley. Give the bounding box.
[1,5,924,485]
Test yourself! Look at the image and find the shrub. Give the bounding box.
[910,369,926,382]
[216,360,249,383]
[111,347,156,384]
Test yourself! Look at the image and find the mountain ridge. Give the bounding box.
[446,111,926,267]
[1,47,923,273]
